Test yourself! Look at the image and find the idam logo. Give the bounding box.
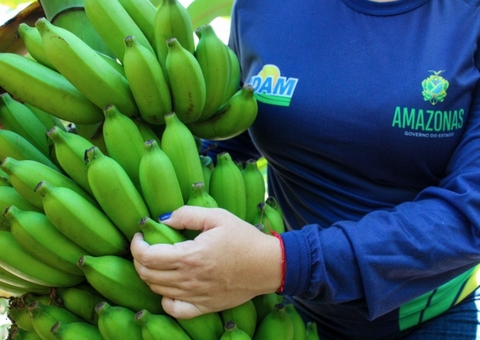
[248,65,298,107]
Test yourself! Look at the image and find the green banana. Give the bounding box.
[117,0,156,48]
[8,295,38,332]
[7,327,42,340]
[0,129,58,173]
[74,122,109,155]
[220,321,252,340]
[102,104,144,191]
[194,24,232,121]
[139,216,186,245]
[84,146,150,240]
[0,267,50,298]
[220,299,257,338]
[165,37,206,124]
[84,0,155,63]
[177,311,224,340]
[24,103,67,133]
[54,286,105,325]
[209,152,247,220]
[305,322,320,340]
[251,293,283,326]
[4,205,87,276]
[187,84,258,141]
[184,181,218,239]
[0,186,40,225]
[285,303,307,340]
[253,201,285,235]
[154,0,195,69]
[50,320,104,340]
[0,230,85,288]
[225,46,242,102]
[0,52,103,125]
[161,112,205,203]
[200,154,214,192]
[243,159,267,225]
[47,126,94,196]
[135,309,191,340]
[95,301,143,340]
[265,196,284,221]
[36,18,138,118]
[15,23,56,70]
[253,303,295,340]
[132,117,163,144]
[139,139,184,219]
[35,180,129,257]
[123,35,172,126]
[77,255,164,314]
[28,300,85,340]
[0,157,97,210]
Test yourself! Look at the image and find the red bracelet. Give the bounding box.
[271,231,286,293]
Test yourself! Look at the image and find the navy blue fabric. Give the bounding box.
[208,0,480,338]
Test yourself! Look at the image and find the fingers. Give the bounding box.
[162,297,204,319]
[162,206,235,232]
[130,233,181,270]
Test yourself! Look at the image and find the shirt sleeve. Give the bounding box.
[280,81,480,320]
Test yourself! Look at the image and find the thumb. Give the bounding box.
[161,296,204,319]
[162,206,231,232]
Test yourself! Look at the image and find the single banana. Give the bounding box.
[0,52,104,125]
[139,139,184,220]
[220,300,257,338]
[24,103,67,133]
[7,299,37,333]
[0,186,41,225]
[84,146,150,240]
[54,286,105,325]
[200,154,214,192]
[35,180,129,257]
[0,230,85,288]
[177,312,224,340]
[284,303,307,340]
[135,309,191,340]
[187,84,258,141]
[0,129,58,171]
[4,205,88,276]
[123,35,172,126]
[305,322,320,340]
[165,37,206,124]
[95,301,143,340]
[28,300,85,340]
[7,327,42,340]
[0,157,96,210]
[253,303,295,340]
[50,320,104,340]
[154,0,195,69]
[242,159,267,225]
[15,23,56,70]
[251,293,283,326]
[161,112,205,203]
[36,18,138,118]
[0,92,50,157]
[265,196,284,222]
[84,0,155,63]
[102,104,144,191]
[209,152,247,220]
[225,46,242,103]
[220,321,252,340]
[253,201,285,235]
[184,181,218,240]
[47,126,94,196]
[117,0,156,48]
[77,255,164,314]
[139,216,186,245]
[194,24,232,121]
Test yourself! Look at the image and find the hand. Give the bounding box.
[130,205,283,319]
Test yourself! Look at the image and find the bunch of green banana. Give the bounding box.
[135,309,191,340]
[77,255,164,314]
[209,151,247,220]
[84,146,150,240]
[139,139,184,220]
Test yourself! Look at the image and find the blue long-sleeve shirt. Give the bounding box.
[205,0,480,338]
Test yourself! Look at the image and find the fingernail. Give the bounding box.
[158,212,172,222]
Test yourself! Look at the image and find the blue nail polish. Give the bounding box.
[158,212,172,222]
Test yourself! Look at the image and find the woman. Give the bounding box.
[131,0,480,338]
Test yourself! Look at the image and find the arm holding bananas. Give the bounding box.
[131,205,283,319]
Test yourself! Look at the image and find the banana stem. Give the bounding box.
[38,0,85,21]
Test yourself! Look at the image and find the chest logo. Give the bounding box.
[421,70,449,105]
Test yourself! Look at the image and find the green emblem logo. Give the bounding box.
[421,70,449,105]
